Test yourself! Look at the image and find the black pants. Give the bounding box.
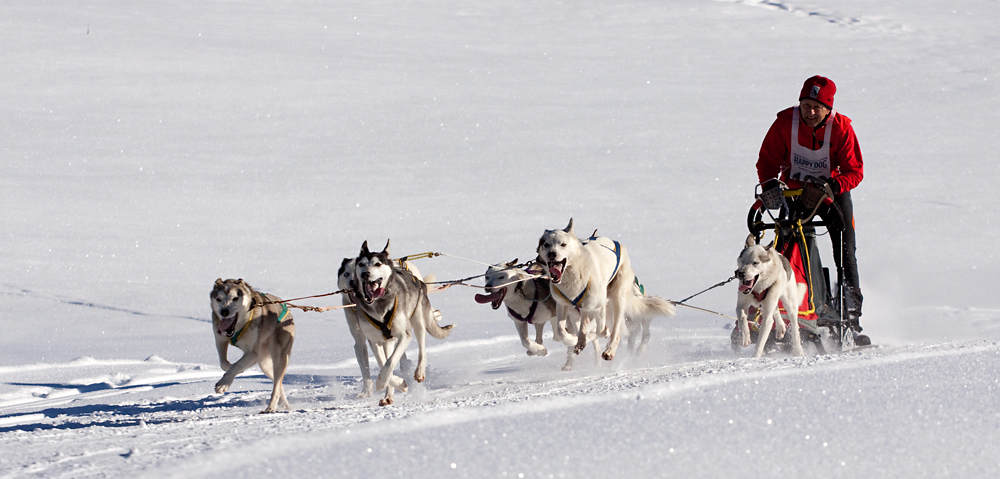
[825,191,862,316]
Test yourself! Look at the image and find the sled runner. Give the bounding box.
[733,176,869,355]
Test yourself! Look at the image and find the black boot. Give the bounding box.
[845,286,863,327]
[845,286,870,346]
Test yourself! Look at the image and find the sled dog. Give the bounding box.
[338,257,424,398]
[536,219,675,361]
[476,260,599,370]
[735,235,808,358]
[352,240,453,406]
[211,278,295,413]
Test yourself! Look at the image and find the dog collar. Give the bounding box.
[230,307,255,346]
[752,287,769,303]
[360,296,397,340]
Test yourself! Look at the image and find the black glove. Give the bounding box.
[825,177,841,195]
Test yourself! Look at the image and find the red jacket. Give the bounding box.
[756,107,864,193]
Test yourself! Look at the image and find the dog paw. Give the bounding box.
[414,370,426,383]
[601,351,615,361]
[357,379,374,399]
[379,397,393,407]
[739,328,751,348]
[214,380,231,394]
[527,346,549,357]
[260,407,275,414]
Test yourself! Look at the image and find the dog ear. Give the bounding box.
[382,239,391,256]
[215,278,224,286]
[361,240,370,255]
[745,234,756,248]
[564,218,574,234]
[506,258,519,268]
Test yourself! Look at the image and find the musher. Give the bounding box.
[756,75,865,333]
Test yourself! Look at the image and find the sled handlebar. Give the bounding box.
[747,199,841,236]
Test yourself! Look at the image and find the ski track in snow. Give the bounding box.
[721,0,908,32]
[1,340,996,477]
[0,284,206,324]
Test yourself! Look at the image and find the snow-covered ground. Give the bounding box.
[2,0,999,477]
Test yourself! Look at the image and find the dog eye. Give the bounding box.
[560,243,567,247]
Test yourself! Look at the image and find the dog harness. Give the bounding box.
[508,280,545,324]
[230,300,289,346]
[360,297,398,340]
[552,238,622,308]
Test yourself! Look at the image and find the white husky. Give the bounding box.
[735,234,808,358]
[536,219,675,361]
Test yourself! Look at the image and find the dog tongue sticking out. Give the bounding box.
[474,289,505,309]
[548,260,566,283]
[738,275,758,294]
[217,317,238,337]
[364,281,385,301]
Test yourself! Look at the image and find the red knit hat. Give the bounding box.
[799,75,836,109]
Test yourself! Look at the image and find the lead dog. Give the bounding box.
[536,219,675,361]
[211,278,295,413]
[353,240,453,406]
[735,235,807,358]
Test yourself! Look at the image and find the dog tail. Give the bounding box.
[426,309,454,339]
[796,282,808,307]
[625,294,675,319]
[626,294,676,320]
[422,274,437,285]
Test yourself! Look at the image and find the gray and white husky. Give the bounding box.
[338,256,422,399]
[735,234,808,358]
[352,240,453,406]
[536,219,675,361]
[210,278,295,413]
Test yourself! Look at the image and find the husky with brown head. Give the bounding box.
[210,278,295,413]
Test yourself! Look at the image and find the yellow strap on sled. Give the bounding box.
[792,220,817,317]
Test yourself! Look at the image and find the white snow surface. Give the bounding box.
[3,0,1000,477]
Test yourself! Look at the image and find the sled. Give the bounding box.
[731,176,867,355]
